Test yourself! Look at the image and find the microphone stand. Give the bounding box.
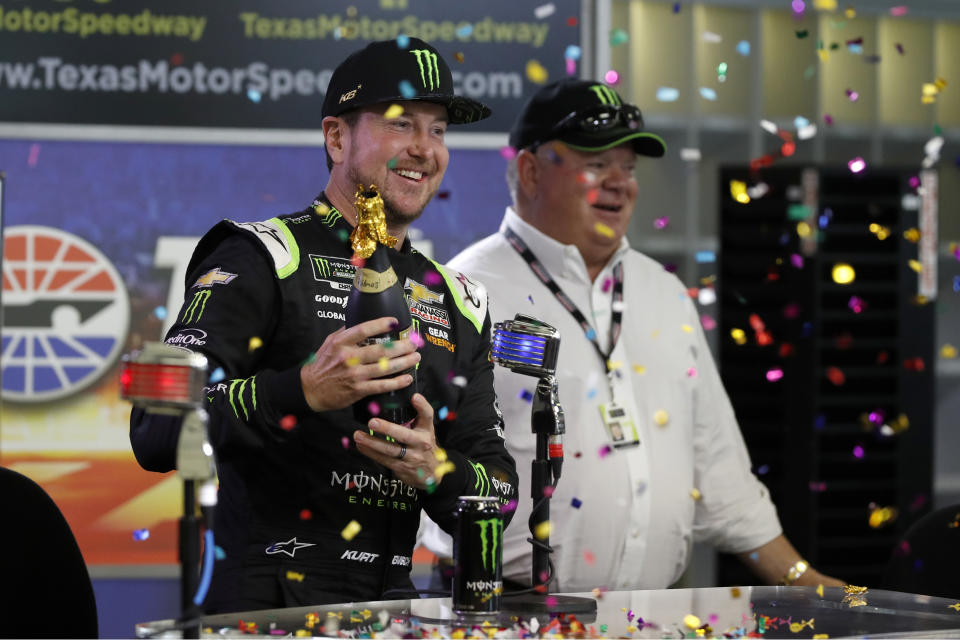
[530,374,562,588]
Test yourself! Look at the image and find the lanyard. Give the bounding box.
[502,226,624,374]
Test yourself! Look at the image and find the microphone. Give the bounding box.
[490,313,564,480]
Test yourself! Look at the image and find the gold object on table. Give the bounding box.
[842,584,869,608]
[350,184,397,258]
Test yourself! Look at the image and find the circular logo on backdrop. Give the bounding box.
[2,225,130,402]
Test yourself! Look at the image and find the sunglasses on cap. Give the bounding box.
[528,103,645,152]
[552,103,644,135]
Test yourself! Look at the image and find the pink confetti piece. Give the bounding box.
[824,113,834,126]
[543,485,555,497]
[598,444,612,458]
[280,415,298,431]
[853,445,865,459]
[890,5,908,16]
[809,481,827,492]
[601,277,613,292]
[653,216,669,229]
[409,331,425,348]
[500,146,517,160]
[604,69,620,85]
[27,143,40,167]
[700,314,717,330]
[686,367,698,378]
[848,157,866,173]
[846,88,859,102]
[565,58,577,76]
[341,436,351,449]
[501,499,518,514]
[423,270,443,286]
[791,253,804,268]
[766,367,784,382]
[367,401,380,416]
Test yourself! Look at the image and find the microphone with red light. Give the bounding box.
[121,343,216,638]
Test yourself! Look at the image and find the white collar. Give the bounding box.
[500,206,631,283]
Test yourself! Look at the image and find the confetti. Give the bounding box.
[209,367,226,383]
[594,222,615,238]
[133,528,150,541]
[247,89,262,103]
[215,545,226,560]
[848,295,866,313]
[653,409,669,426]
[519,389,534,403]
[286,570,305,583]
[846,88,859,102]
[826,366,845,385]
[409,331,424,348]
[731,328,747,345]
[396,34,410,48]
[383,104,404,120]
[438,406,449,420]
[700,314,717,330]
[341,520,362,541]
[398,80,415,99]
[656,87,680,102]
[341,436,350,449]
[367,401,380,416]
[534,3,556,19]
[248,336,263,352]
[525,60,549,84]
[832,263,856,284]
[566,16,578,27]
[681,324,693,333]
[653,216,670,229]
[453,52,465,63]
[852,445,865,459]
[684,614,702,629]
[609,28,629,46]
[766,368,784,382]
[702,31,722,43]
[455,24,473,38]
[942,344,958,359]
[869,505,898,528]
[632,364,646,374]
[687,367,698,378]
[534,521,552,540]
[699,87,718,101]
[598,444,612,458]
[346,356,361,367]
[153,306,168,320]
[564,44,582,60]
[571,497,582,509]
[604,69,620,85]
[280,415,298,431]
[890,5,908,16]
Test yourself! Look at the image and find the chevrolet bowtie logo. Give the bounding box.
[193,267,238,288]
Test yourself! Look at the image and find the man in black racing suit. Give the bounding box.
[129,38,518,613]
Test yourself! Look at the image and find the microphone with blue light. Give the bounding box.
[491,314,593,615]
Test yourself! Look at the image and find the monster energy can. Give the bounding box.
[452,495,503,615]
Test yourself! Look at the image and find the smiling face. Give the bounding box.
[325,101,449,231]
[517,141,638,276]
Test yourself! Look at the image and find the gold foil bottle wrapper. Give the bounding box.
[350,184,398,258]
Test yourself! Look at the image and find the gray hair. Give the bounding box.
[505,155,519,204]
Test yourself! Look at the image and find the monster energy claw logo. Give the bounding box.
[411,49,440,90]
[475,517,504,572]
[589,84,622,106]
[182,289,211,323]
[313,256,332,278]
[470,461,490,496]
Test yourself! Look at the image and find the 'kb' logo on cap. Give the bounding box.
[410,49,440,90]
[589,84,622,106]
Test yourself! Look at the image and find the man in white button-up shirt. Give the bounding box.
[422,79,843,592]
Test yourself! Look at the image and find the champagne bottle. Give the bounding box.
[345,185,418,426]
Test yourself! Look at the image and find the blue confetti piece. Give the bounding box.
[153,306,168,320]
[699,87,718,101]
[438,406,449,420]
[815,414,827,430]
[396,34,410,48]
[571,497,582,509]
[247,89,261,103]
[757,464,769,475]
[519,389,534,403]
[953,275,960,293]
[133,528,150,541]
[585,327,596,340]
[848,43,863,54]
[586,388,598,400]
[749,551,759,562]
[736,40,751,56]
[215,545,226,560]
[794,116,810,129]
[209,367,226,383]
[673,2,681,13]
[656,86,679,102]
[456,24,473,38]
[913,558,924,571]
[695,250,716,263]
[399,80,416,99]
[527,295,534,304]
[564,44,582,60]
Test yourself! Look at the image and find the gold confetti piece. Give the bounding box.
[626,626,637,633]
[831,263,856,284]
[935,77,948,91]
[903,227,921,242]
[845,7,856,17]
[346,356,361,367]
[594,222,615,238]
[730,180,750,204]
[378,356,390,371]
[813,635,829,639]
[633,364,647,374]
[797,221,812,238]
[341,520,362,541]
[814,0,837,9]
[731,587,741,598]
[681,324,694,333]
[818,49,830,62]
[286,570,305,582]
[383,103,404,120]
[654,409,669,426]
[534,520,552,540]
[525,59,549,84]
[607,359,623,370]
[948,602,960,611]
[731,328,747,345]
[941,344,958,359]
[248,336,263,352]
[433,448,448,462]
[296,631,312,638]
[923,83,939,97]
[869,505,898,528]
[908,259,922,272]
[690,488,702,500]
[454,51,465,63]
[684,615,702,629]
[434,461,456,481]
[817,583,825,597]
[314,202,330,216]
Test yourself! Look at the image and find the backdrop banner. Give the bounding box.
[0,0,580,133]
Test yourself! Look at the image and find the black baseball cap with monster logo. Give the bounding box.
[321,37,491,125]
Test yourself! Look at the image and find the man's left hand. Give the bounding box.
[353,393,441,489]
